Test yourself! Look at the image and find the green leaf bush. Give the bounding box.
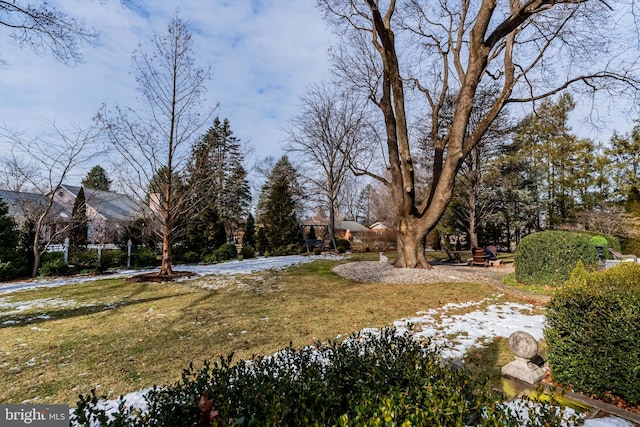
[515,231,599,286]
[74,329,579,426]
[134,249,157,268]
[239,246,256,259]
[545,262,640,404]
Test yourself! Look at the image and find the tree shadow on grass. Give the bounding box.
[0,294,178,328]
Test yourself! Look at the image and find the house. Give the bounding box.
[0,189,70,242]
[53,185,147,244]
[0,185,146,245]
[369,221,392,233]
[335,220,371,242]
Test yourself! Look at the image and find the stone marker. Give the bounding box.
[501,331,547,385]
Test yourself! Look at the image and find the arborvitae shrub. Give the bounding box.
[545,262,640,404]
[74,328,578,426]
[515,230,599,286]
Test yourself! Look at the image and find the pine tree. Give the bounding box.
[82,165,112,191]
[70,187,88,247]
[257,156,302,254]
[0,198,25,280]
[187,117,251,240]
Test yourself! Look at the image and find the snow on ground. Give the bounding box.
[0,254,328,295]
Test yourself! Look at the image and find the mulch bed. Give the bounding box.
[125,271,197,283]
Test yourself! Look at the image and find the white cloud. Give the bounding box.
[0,0,334,180]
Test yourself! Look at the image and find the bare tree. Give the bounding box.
[319,0,640,268]
[0,124,99,276]
[96,13,214,277]
[286,83,374,232]
[0,1,99,66]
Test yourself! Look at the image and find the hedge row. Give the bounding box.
[73,329,578,426]
[515,231,599,286]
[545,262,640,404]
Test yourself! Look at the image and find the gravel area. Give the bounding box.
[332,261,514,285]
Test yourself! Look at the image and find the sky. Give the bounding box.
[0,0,334,184]
[1,1,637,191]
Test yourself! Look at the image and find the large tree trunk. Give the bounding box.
[394,217,430,268]
[468,186,479,248]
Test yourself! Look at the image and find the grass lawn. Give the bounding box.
[0,253,525,406]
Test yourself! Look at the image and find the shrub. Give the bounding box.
[74,328,578,426]
[181,251,201,264]
[335,238,351,251]
[239,246,255,260]
[104,249,126,268]
[213,243,237,262]
[545,262,640,404]
[134,249,157,268]
[515,230,599,286]
[39,258,69,277]
[313,247,322,256]
[337,245,346,254]
[97,250,126,272]
[588,235,608,247]
[70,249,99,270]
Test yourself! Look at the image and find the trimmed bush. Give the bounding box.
[213,243,237,262]
[515,230,599,286]
[588,235,608,247]
[545,262,640,404]
[74,328,577,426]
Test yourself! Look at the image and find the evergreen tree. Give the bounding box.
[187,117,251,240]
[607,124,640,197]
[626,186,640,217]
[82,165,112,191]
[243,213,256,249]
[0,198,25,279]
[184,205,226,256]
[70,187,88,247]
[257,156,302,254]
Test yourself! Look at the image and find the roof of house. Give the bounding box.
[369,221,391,230]
[0,189,70,218]
[336,220,371,233]
[61,184,146,221]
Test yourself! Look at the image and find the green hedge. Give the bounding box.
[74,329,577,426]
[545,262,640,404]
[515,231,599,286]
